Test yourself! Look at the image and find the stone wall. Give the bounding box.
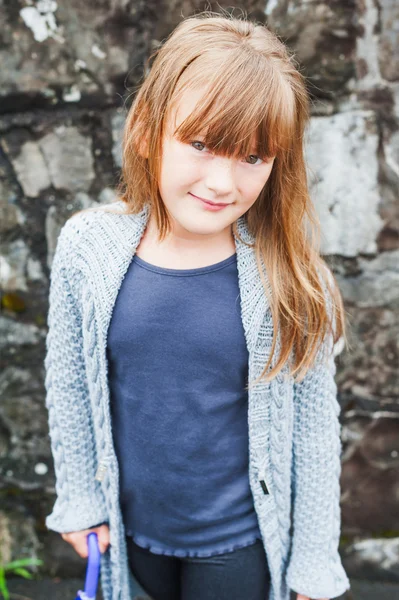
[0,0,398,585]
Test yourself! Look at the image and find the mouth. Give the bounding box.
[189,193,231,207]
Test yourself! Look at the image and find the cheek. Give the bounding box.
[160,156,197,194]
[171,152,200,184]
[253,165,274,193]
[238,168,273,205]
[243,178,268,200]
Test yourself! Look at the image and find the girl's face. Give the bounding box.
[157,87,275,243]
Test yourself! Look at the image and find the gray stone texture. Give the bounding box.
[305,110,383,256]
[0,0,398,595]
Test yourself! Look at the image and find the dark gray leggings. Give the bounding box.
[126,536,271,600]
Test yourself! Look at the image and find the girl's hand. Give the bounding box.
[61,523,110,558]
[296,594,329,600]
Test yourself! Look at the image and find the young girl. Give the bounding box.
[44,10,351,600]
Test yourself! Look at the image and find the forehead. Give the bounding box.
[167,86,209,132]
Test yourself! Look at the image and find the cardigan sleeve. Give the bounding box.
[44,226,109,533]
[285,268,350,599]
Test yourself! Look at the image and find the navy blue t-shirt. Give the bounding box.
[106,252,262,557]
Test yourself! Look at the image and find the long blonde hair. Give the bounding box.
[83,10,350,385]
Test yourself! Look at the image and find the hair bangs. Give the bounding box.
[169,49,297,160]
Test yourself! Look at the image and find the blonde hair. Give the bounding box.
[77,9,350,386]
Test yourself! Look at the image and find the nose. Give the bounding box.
[203,155,235,196]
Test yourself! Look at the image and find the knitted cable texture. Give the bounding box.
[44,226,109,532]
[44,200,350,600]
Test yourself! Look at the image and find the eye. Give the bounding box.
[191,140,206,151]
[245,155,263,166]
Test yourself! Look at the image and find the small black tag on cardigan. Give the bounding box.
[259,479,269,495]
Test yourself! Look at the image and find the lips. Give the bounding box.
[190,193,230,206]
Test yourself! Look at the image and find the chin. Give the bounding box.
[182,223,217,235]
[172,209,231,235]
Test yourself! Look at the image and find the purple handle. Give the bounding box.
[84,532,101,598]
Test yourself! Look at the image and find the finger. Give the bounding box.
[296,595,309,600]
[71,533,89,559]
[96,525,110,553]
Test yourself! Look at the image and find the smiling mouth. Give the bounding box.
[190,193,231,206]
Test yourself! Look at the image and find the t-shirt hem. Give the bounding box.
[126,532,263,558]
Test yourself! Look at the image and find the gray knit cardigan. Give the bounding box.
[44,200,350,600]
